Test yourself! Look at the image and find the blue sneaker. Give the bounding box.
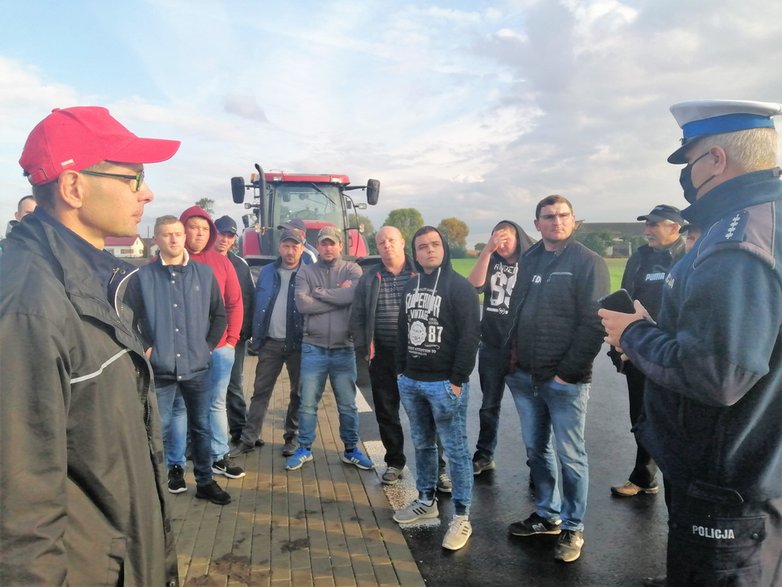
[341,447,374,470]
[285,447,313,471]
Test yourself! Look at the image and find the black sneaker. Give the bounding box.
[195,481,231,505]
[509,512,562,536]
[212,456,246,479]
[167,465,187,494]
[554,529,584,562]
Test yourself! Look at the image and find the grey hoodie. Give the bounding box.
[295,254,363,348]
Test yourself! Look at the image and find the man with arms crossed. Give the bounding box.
[286,226,373,471]
[0,106,180,584]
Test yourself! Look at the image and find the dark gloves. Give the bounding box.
[607,346,626,374]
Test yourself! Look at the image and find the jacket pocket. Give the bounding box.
[667,507,765,586]
[64,480,128,586]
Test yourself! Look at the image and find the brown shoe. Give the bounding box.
[610,480,659,497]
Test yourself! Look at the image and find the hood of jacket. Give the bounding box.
[180,205,217,252]
[412,226,453,274]
[491,219,536,262]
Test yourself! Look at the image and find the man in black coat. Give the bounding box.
[505,195,609,563]
[214,215,255,445]
[609,204,684,498]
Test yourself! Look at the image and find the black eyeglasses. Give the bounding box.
[80,169,145,192]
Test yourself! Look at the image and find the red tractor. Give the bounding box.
[231,164,380,267]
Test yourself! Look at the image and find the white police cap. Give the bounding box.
[667,99,782,164]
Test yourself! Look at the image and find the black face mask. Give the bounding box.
[679,151,716,203]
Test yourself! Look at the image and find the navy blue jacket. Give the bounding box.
[250,257,304,352]
[128,255,226,383]
[623,168,782,502]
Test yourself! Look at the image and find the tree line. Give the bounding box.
[355,208,471,258]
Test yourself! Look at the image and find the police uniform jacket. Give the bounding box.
[621,239,685,320]
[622,168,782,502]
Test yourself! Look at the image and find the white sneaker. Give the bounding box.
[442,515,472,550]
[393,498,439,524]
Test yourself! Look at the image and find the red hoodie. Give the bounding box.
[179,206,242,348]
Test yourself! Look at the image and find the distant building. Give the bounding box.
[577,222,646,237]
[577,222,647,258]
[104,235,145,258]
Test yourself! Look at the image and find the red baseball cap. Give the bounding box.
[19,106,181,186]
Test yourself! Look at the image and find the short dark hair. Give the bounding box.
[27,160,114,212]
[412,225,444,248]
[16,195,35,212]
[535,194,573,219]
[30,179,58,212]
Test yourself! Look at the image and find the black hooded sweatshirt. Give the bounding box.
[395,227,480,386]
[478,219,535,348]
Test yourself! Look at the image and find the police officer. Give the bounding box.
[609,204,685,498]
[601,100,782,586]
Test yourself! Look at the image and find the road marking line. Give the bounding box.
[355,385,372,413]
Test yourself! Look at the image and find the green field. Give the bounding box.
[450,257,627,291]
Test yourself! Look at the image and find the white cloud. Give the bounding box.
[1,0,781,246]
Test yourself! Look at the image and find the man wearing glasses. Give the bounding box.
[505,195,609,563]
[0,107,180,585]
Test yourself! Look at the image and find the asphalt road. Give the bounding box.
[356,346,668,587]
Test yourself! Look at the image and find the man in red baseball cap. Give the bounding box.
[0,106,181,585]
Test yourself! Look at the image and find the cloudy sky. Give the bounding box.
[2,0,781,243]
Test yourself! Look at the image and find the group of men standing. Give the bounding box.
[2,98,781,585]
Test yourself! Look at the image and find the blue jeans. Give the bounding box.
[475,343,510,460]
[506,369,590,532]
[398,375,473,516]
[208,346,235,461]
[155,372,212,485]
[297,344,359,450]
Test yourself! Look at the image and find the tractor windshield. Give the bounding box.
[275,183,343,228]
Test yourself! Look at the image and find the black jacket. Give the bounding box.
[350,255,417,361]
[396,228,480,386]
[621,239,685,320]
[508,238,610,383]
[227,251,255,341]
[0,211,178,586]
[478,220,535,348]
